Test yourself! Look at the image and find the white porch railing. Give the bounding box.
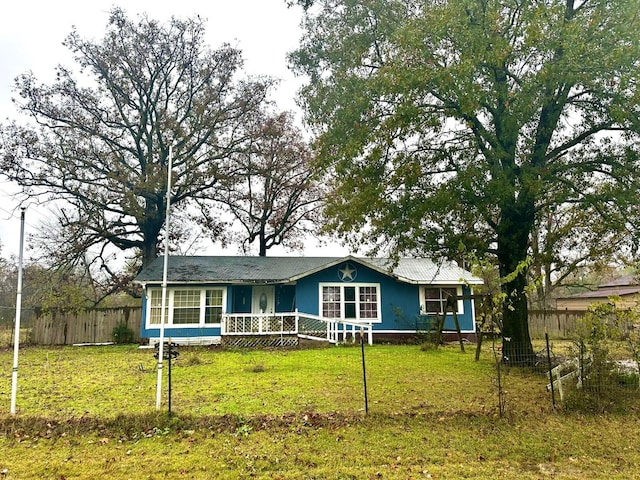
[221,310,373,345]
[222,313,297,336]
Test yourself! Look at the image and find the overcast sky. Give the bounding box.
[0,1,345,258]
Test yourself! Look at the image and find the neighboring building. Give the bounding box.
[555,275,640,311]
[134,255,483,346]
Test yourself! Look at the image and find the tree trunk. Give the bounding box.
[259,224,267,256]
[500,268,535,365]
[140,210,163,268]
[497,197,536,365]
[141,241,159,270]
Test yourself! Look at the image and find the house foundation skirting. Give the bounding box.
[148,336,222,346]
[222,334,300,349]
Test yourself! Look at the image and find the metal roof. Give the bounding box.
[135,255,483,286]
[365,258,482,285]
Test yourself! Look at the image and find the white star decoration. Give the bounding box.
[338,263,357,282]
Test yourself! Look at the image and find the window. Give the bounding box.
[149,289,168,325]
[321,284,380,321]
[322,286,341,319]
[146,287,226,326]
[173,290,201,324]
[205,289,223,324]
[423,287,459,314]
[359,286,378,319]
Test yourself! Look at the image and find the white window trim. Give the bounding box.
[146,287,227,328]
[319,282,382,323]
[419,285,464,315]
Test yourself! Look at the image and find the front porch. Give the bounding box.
[221,310,374,345]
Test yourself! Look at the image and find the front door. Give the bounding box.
[252,286,275,314]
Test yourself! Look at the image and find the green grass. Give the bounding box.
[0,343,639,479]
[1,344,510,418]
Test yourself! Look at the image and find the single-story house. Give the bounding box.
[134,255,483,346]
[556,274,640,311]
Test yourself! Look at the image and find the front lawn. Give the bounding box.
[0,344,638,479]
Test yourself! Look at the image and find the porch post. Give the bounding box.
[368,324,373,345]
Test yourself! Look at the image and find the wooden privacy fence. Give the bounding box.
[528,309,586,339]
[30,307,142,345]
[26,306,586,345]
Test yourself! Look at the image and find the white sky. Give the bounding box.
[0,1,348,258]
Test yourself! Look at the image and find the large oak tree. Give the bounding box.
[0,8,272,273]
[290,0,640,363]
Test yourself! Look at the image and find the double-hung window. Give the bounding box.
[148,289,169,325]
[205,289,223,324]
[320,283,381,322]
[147,287,226,326]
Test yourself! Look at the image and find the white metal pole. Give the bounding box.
[156,146,173,410]
[10,207,26,415]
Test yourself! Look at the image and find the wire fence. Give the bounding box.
[490,333,640,415]
[1,302,638,415]
[0,306,33,348]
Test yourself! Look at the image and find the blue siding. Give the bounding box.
[139,260,476,340]
[139,288,222,340]
[295,260,475,332]
[295,261,419,330]
[378,277,420,331]
[141,324,222,339]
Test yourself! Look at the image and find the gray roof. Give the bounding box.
[557,275,640,299]
[599,275,640,288]
[560,286,640,299]
[134,255,483,286]
[558,285,640,299]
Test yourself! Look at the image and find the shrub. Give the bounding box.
[112,322,135,344]
[564,302,639,413]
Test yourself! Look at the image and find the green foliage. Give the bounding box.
[291,0,640,362]
[564,301,639,413]
[23,263,97,314]
[112,322,135,344]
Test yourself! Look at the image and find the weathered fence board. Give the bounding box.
[528,309,585,339]
[25,306,587,345]
[30,307,142,345]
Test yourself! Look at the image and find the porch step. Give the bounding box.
[222,335,299,349]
